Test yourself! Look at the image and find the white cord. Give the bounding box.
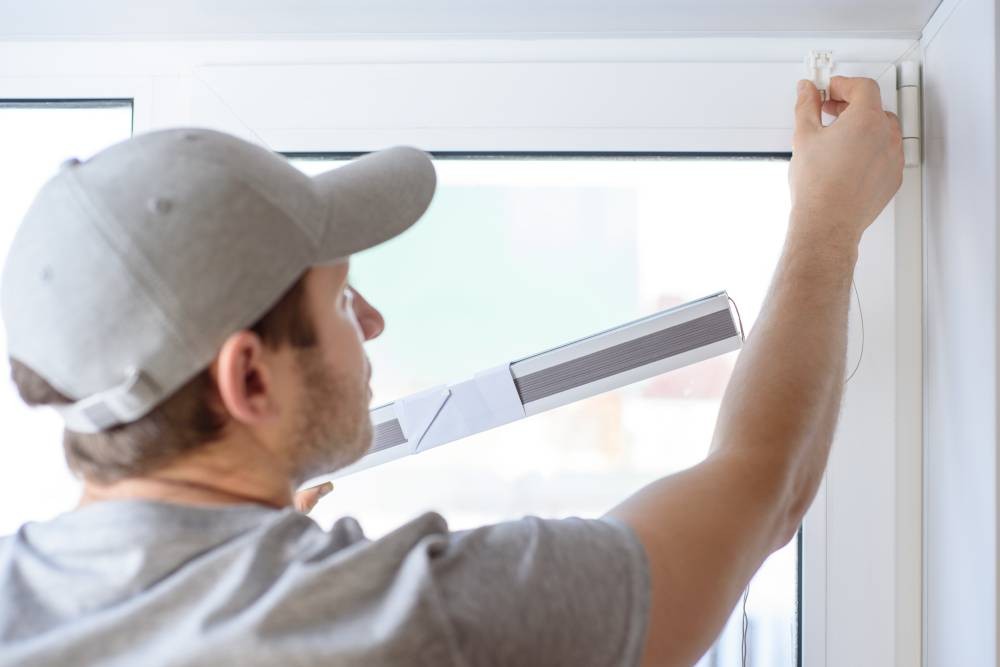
[845,279,865,385]
[741,584,750,667]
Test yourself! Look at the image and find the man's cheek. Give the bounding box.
[346,306,363,334]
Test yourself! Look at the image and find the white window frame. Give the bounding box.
[0,37,923,666]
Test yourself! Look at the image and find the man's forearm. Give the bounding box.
[709,210,859,541]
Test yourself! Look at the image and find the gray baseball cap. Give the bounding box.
[1,128,436,434]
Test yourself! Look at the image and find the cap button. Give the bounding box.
[148,197,173,215]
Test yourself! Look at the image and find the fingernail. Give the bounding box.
[797,80,807,93]
[318,482,334,498]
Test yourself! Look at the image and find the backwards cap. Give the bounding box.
[1,128,435,433]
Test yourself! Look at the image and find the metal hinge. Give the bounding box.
[897,62,921,168]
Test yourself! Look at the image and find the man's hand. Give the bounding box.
[789,76,904,248]
[293,481,333,514]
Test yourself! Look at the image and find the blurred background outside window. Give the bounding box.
[295,155,796,665]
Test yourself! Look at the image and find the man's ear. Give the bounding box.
[211,331,281,426]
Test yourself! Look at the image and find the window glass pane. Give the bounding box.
[294,155,796,665]
[0,103,133,534]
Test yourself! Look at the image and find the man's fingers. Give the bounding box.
[293,481,334,513]
[821,105,897,130]
[822,99,849,117]
[827,76,883,110]
[794,80,822,133]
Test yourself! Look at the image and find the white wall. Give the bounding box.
[921,0,999,664]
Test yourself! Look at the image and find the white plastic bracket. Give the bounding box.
[805,50,834,102]
[897,61,921,168]
[395,385,452,454]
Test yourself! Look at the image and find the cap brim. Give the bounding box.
[311,146,436,262]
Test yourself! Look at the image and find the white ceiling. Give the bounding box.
[1,0,942,40]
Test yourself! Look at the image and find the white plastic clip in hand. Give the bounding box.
[805,51,834,102]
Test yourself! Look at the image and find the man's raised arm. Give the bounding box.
[607,76,905,667]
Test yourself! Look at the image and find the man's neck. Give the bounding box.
[77,437,297,510]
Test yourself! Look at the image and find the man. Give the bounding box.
[0,76,902,666]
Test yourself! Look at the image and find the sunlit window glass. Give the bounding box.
[0,102,132,534]
[293,155,797,665]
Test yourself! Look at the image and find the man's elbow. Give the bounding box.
[709,449,803,553]
[773,467,823,549]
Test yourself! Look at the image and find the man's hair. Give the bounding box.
[9,275,317,484]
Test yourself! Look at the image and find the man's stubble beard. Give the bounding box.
[290,348,372,483]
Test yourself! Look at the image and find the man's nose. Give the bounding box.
[353,291,385,341]
[360,311,384,341]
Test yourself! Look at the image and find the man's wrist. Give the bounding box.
[786,207,862,266]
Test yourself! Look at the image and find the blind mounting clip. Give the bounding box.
[805,50,834,102]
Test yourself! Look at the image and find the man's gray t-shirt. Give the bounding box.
[0,501,649,666]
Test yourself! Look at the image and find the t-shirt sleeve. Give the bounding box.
[429,515,650,667]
